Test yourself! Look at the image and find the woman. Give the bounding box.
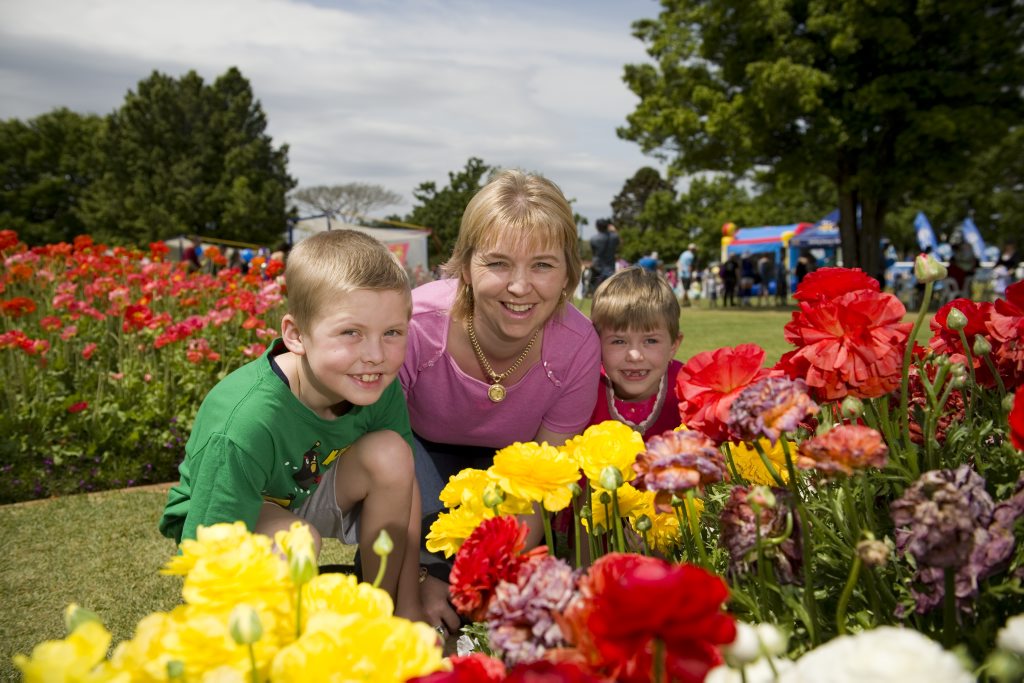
[401,169,601,630]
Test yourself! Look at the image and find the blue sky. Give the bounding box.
[0,0,663,233]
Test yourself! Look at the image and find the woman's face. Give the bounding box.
[464,237,569,344]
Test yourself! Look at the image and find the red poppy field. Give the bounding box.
[0,230,286,503]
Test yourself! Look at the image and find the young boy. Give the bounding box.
[588,266,683,439]
[159,230,428,624]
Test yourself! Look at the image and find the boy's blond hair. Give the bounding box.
[284,230,411,329]
[443,169,583,321]
[591,266,680,340]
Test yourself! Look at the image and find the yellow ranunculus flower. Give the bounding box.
[561,420,645,485]
[302,573,394,623]
[439,468,533,516]
[270,612,443,682]
[106,611,178,681]
[489,441,580,512]
[729,439,790,486]
[162,521,258,576]
[426,505,488,557]
[14,619,111,682]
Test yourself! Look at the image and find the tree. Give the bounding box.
[292,183,403,224]
[611,166,675,233]
[620,0,1024,276]
[0,109,103,245]
[79,67,295,245]
[404,157,494,266]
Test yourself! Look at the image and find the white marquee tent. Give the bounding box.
[290,215,431,279]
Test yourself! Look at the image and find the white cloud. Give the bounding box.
[0,0,665,228]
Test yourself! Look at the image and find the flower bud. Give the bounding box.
[723,622,761,665]
[748,485,776,509]
[482,484,505,510]
[1004,394,1017,413]
[229,604,263,645]
[840,396,864,420]
[372,529,394,557]
[972,335,992,357]
[598,491,612,505]
[856,538,890,568]
[580,504,592,520]
[755,623,789,656]
[635,514,653,532]
[945,307,968,331]
[949,364,968,389]
[599,465,624,491]
[64,603,101,633]
[914,252,948,283]
[569,482,583,497]
[289,546,317,587]
[166,660,186,681]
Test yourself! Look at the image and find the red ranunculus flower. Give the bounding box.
[0,228,20,251]
[1,296,37,318]
[777,287,911,401]
[407,654,507,683]
[504,660,605,683]
[989,280,1024,391]
[563,553,735,683]
[67,401,88,414]
[1010,385,1024,451]
[676,343,777,443]
[929,298,999,387]
[449,515,537,622]
[793,266,879,302]
[122,304,154,333]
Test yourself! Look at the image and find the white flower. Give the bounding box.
[779,627,973,683]
[706,658,794,683]
[997,614,1024,654]
[456,635,478,657]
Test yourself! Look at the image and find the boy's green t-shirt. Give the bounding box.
[159,340,413,543]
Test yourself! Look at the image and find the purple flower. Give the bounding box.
[892,466,988,571]
[727,377,819,445]
[486,554,579,665]
[719,485,803,584]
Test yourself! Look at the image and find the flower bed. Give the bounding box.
[0,230,286,503]
[10,250,1024,681]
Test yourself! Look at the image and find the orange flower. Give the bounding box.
[796,425,888,476]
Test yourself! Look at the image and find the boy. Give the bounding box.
[588,266,683,439]
[160,230,428,624]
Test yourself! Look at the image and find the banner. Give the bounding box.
[959,217,987,259]
[914,212,939,253]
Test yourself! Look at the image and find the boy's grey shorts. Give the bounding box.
[295,464,359,545]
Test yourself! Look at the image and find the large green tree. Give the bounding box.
[79,67,295,245]
[403,157,494,266]
[0,109,103,245]
[620,0,1024,276]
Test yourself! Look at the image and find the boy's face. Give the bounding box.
[289,289,410,412]
[599,325,681,402]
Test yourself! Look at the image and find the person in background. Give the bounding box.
[739,252,756,306]
[677,243,697,306]
[400,169,601,625]
[757,255,775,306]
[588,267,684,440]
[704,265,721,308]
[637,250,660,273]
[948,240,979,296]
[588,218,620,295]
[159,230,430,626]
[721,253,739,307]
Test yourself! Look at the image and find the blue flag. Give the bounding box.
[914,212,938,253]
[960,217,987,259]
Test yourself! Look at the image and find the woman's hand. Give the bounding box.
[420,574,460,635]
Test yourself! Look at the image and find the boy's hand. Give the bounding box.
[420,575,459,635]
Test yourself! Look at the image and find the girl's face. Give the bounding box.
[599,325,681,401]
[464,238,569,344]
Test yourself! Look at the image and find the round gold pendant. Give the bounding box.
[487,383,506,403]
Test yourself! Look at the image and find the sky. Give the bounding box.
[0,0,664,236]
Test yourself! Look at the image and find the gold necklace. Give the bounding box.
[466,314,540,403]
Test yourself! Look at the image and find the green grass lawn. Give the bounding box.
[2,303,932,677]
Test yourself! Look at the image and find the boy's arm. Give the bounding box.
[178,434,270,542]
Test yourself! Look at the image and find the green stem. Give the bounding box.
[573,495,583,569]
[652,638,666,683]
[684,490,709,568]
[674,502,697,564]
[752,440,787,487]
[295,584,303,639]
[836,555,862,635]
[542,509,555,556]
[249,643,259,683]
[901,281,933,453]
[610,490,626,553]
[371,554,387,589]
[983,353,1007,401]
[781,436,818,645]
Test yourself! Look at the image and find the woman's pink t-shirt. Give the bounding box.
[399,279,601,448]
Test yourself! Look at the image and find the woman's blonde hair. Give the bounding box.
[590,266,681,340]
[284,230,411,330]
[442,169,582,321]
